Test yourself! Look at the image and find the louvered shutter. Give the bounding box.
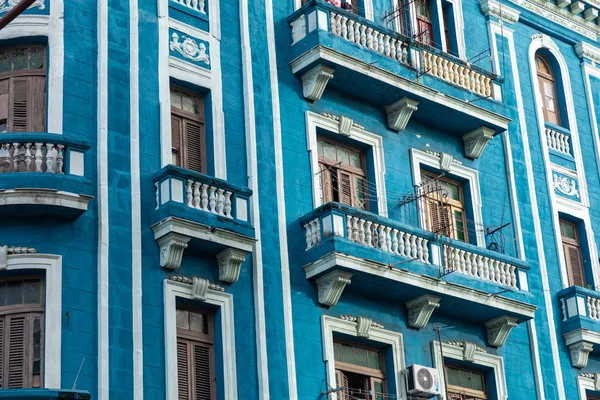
[0,316,4,388]
[0,80,9,123]
[177,340,190,400]
[6,315,26,388]
[193,343,212,400]
[171,115,183,167]
[10,77,29,132]
[564,243,585,287]
[319,163,333,204]
[337,170,353,206]
[184,120,206,173]
[428,199,451,237]
[29,76,46,132]
[335,370,349,400]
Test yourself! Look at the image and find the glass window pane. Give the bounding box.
[7,280,22,305]
[459,369,472,389]
[0,282,6,306]
[12,49,27,70]
[23,279,41,304]
[560,221,577,240]
[354,347,368,367]
[447,367,461,386]
[182,93,197,114]
[176,309,189,330]
[323,142,336,161]
[341,343,354,363]
[367,350,380,369]
[0,55,11,73]
[317,140,324,157]
[170,90,182,109]
[189,311,207,333]
[349,151,361,168]
[355,177,366,210]
[337,147,350,165]
[447,182,460,200]
[28,48,44,69]
[471,372,484,391]
[334,342,341,361]
[372,380,384,400]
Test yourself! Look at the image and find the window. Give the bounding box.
[445,365,487,400]
[0,46,46,133]
[536,54,560,126]
[171,86,207,173]
[0,277,44,389]
[334,341,386,400]
[421,172,468,242]
[318,137,368,210]
[176,305,215,400]
[560,219,585,287]
[415,0,434,46]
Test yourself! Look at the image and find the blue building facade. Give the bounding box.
[3,0,600,398]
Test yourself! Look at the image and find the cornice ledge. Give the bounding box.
[575,41,600,65]
[480,0,521,23]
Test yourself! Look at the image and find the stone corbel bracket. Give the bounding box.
[463,126,495,159]
[405,294,441,329]
[385,97,419,132]
[569,341,594,368]
[315,270,352,307]
[217,248,248,283]
[158,232,191,270]
[485,315,517,347]
[301,64,335,101]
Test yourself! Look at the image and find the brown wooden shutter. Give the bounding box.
[184,120,206,173]
[193,343,212,400]
[0,316,4,388]
[6,315,26,388]
[319,163,333,204]
[338,170,353,206]
[10,77,29,132]
[336,370,349,400]
[29,76,46,132]
[171,115,183,167]
[0,80,9,123]
[177,340,190,400]
[428,199,451,236]
[564,243,585,287]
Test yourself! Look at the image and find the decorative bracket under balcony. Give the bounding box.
[569,341,594,368]
[158,232,191,270]
[485,315,517,347]
[301,64,335,101]
[315,270,352,307]
[463,126,495,159]
[217,248,248,283]
[405,295,441,329]
[385,98,419,132]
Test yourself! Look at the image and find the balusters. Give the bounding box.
[391,229,399,254]
[358,219,366,244]
[398,231,405,256]
[186,180,193,207]
[365,220,372,246]
[12,143,20,172]
[193,182,201,209]
[346,216,353,239]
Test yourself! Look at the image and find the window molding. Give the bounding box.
[164,277,237,400]
[321,315,405,400]
[431,341,507,400]
[2,252,61,389]
[409,148,485,246]
[577,373,599,400]
[306,111,388,216]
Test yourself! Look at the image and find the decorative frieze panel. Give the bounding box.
[485,315,517,347]
[552,171,580,200]
[405,295,441,329]
[0,0,45,14]
[169,29,211,69]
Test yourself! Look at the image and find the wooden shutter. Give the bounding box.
[171,115,183,167]
[10,77,29,132]
[0,80,9,123]
[193,343,212,400]
[338,170,353,206]
[6,315,26,388]
[184,120,206,173]
[319,163,333,204]
[336,370,349,400]
[564,242,585,287]
[177,340,190,400]
[29,76,46,132]
[428,199,451,237]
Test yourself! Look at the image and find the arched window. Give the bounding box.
[536,54,560,126]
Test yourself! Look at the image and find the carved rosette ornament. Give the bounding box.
[216,248,248,283]
[301,64,335,101]
[385,97,419,132]
[484,315,518,347]
[463,126,495,159]
[170,32,210,64]
[405,295,441,329]
[315,270,352,307]
[569,341,594,368]
[553,173,579,198]
[157,233,191,270]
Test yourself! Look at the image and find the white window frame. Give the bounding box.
[2,252,62,389]
[431,341,507,400]
[409,148,485,246]
[306,111,388,217]
[577,373,599,399]
[158,0,227,179]
[321,315,405,400]
[164,278,237,400]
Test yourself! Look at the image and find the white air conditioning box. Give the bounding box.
[406,364,442,398]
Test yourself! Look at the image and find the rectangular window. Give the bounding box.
[421,172,468,242]
[171,86,207,173]
[318,137,369,210]
[0,46,46,133]
[334,341,385,400]
[0,278,44,389]
[445,365,487,400]
[560,219,585,287]
[415,0,434,46]
[176,305,215,400]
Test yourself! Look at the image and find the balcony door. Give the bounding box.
[536,54,560,126]
[560,219,585,287]
[415,0,434,46]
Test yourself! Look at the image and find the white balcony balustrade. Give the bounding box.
[545,124,572,156]
[0,142,65,174]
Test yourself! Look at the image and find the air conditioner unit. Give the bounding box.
[406,364,442,398]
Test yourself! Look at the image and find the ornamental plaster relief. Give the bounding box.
[552,172,580,199]
[169,31,210,65]
[0,0,45,14]
[338,315,384,338]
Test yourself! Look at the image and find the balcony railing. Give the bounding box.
[544,123,572,157]
[301,202,528,290]
[0,133,88,176]
[291,0,499,98]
